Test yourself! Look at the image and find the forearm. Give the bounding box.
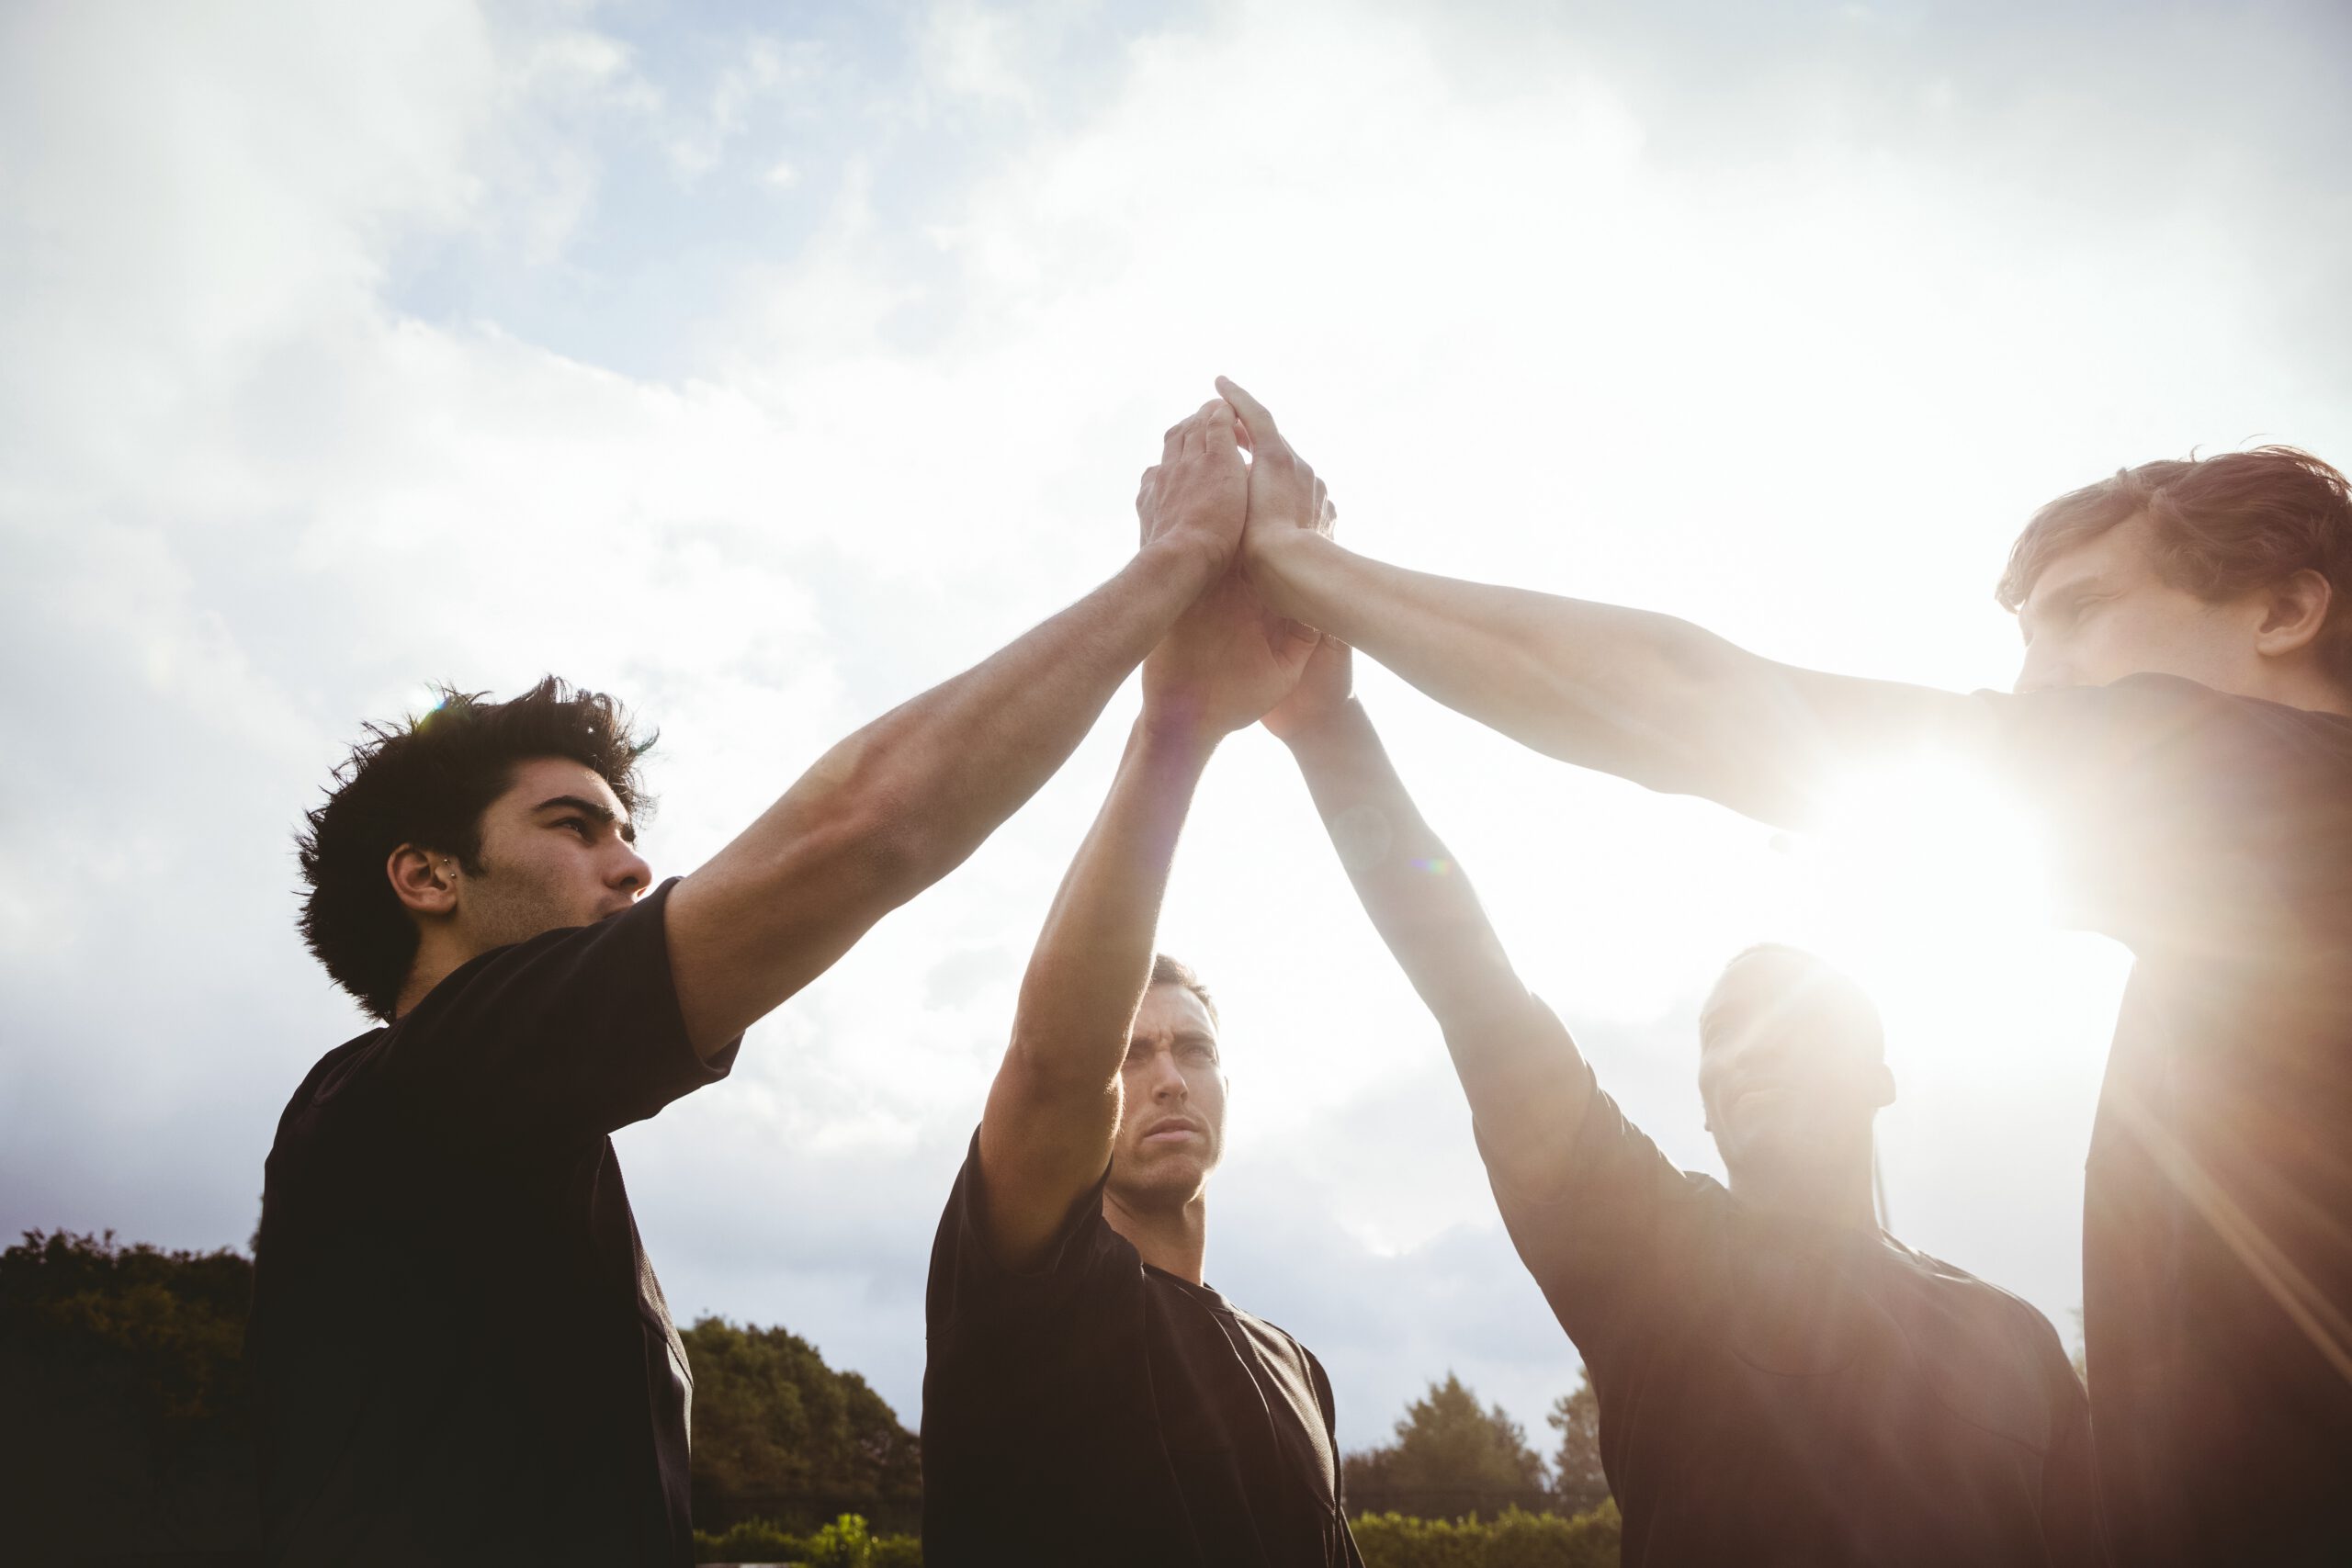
[1003,718,1216,1092]
[1283,700,1590,1194]
[1250,531,1942,827]
[668,536,1221,1052]
[1282,699,1524,1026]
[979,718,1216,1260]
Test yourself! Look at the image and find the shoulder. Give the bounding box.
[1892,1246,2083,1410]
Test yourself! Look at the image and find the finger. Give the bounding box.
[1215,377,1280,447]
[1181,398,1218,461]
[1320,494,1339,531]
[1202,398,1238,458]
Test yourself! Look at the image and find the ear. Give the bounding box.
[387,843,459,919]
[2254,568,2333,660]
[1869,1061,1896,1111]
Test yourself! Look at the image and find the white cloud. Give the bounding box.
[5,0,2349,1452]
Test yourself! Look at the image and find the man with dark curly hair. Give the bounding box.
[1220,376,2352,1567]
[248,399,1257,1566]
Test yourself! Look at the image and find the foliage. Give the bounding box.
[0,1228,254,1431]
[692,1512,922,1565]
[1351,1503,1623,1568]
[684,1315,922,1519]
[0,1230,261,1560]
[1344,1371,1550,1516]
[1544,1368,1609,1515]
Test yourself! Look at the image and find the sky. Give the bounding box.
[5,0,2350,1454]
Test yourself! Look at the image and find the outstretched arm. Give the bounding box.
[1266,641,1591,1198]
[665,400,1248,1057]
[1218,378,1980,829]
[976,426,1328,1269]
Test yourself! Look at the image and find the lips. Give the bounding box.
[1138,1119,1204,1145]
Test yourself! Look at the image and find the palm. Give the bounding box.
[1145,570,1318,736]
[1261,636,1351,742]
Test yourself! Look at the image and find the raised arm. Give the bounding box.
[1265,640,1591,1197]
[975,431,1326,1269]
[664,401,1247,1057]
[1217,378,1981,829]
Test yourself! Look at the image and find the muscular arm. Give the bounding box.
[1270,645,1591,1197]
[664,403,1245,1058]
[1217,380,1980,829]
[977,718,1216,1269]
[975,403,1327,1267]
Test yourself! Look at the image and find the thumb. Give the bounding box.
[1216,377,1281,448]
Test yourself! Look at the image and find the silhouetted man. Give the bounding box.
[922,403,1363,1565]
[249,398,1263,1565]
[1225,377,2352,1567]
[1265,633,2098,1564]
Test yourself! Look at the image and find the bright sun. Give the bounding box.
[1766,749,2126,1086]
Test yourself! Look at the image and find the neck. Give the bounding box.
[2270,666,2352,719]
[391,928,475,1020]
[1103,1187,1209,1283]
[1730,1150,1881,1234]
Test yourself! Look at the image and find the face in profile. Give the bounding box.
[1696,949,1892,1192]
[2013,513,2275,695]
[1107,981,1228,1210]
[445,756,652,954]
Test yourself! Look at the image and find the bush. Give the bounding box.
[1351,1502,1622,1568]
[693,1511,922,1565]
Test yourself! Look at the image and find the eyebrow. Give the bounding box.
[534,794,636,843]
[2019,570,2120,636]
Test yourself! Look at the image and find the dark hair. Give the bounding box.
[297,677,654,1021]
[1996,446,2352,688]
[1148,953,1218,1030]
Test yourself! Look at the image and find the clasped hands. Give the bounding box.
[1136,378,1350,745]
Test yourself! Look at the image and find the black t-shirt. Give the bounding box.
[1483,1008,2100,1568]
[922,1134,1364,1567]
[248,880,736,1566]
[1983,676,2352,1567]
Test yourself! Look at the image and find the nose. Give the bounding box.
[1143,1046,1190,1103]
[609,840,653,895]
[2012,647,2064,695]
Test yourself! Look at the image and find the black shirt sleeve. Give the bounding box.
[926,1128,1132,1348]
[377,877,738,1138]
[1476,1010,1724,1377]
[1975,675,2352,954]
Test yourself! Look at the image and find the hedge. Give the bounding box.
[695,1504,1622,1566]
[1352,1503,1623,1568]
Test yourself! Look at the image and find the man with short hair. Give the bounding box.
[921,411,1363,1565]
[249,398,1260,1564]
[1223,377,2352,1565]
[1263,635,2098,1563]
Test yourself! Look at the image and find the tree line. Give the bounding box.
[0,1229,1608,1562]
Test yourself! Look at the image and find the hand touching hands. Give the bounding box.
[1216,377,1336,570]
[1260,634,1353,747]
[1136,400,1249,570]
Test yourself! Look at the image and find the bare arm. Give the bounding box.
[975,410,1329,1268]
[664,401,1246,1057]
[1266,641,1591,1197]
[1217,378,1981,829]
[977,718,1216,1269]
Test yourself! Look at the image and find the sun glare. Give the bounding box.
[1770,750,2084,1073]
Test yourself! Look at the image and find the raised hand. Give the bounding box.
[1216,377,1336,569]
[1261,634,1352,746]
[1136,399,1249,570]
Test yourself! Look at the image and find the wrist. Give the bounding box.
[1241,526,1329,619]
[1274,695,1367,756]
[1134,705,1227,762]
[1136,528,1229,591]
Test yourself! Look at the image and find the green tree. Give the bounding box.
[1344,1371,1548,1518]
[0,1230,259,1560]
[683,1315,921,1526]
[1545,1367,1609,1515]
